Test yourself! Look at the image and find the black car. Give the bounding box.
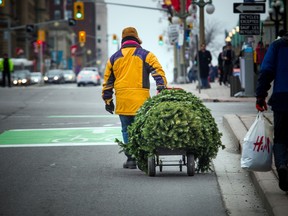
[44,70,65,84]
[12,70,32,86]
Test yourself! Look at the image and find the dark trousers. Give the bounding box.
[223,64,233,85]
[273,111,288,169]
[218,68,224,84]
[2,71,11,87]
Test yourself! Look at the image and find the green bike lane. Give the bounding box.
[0,127,122,147]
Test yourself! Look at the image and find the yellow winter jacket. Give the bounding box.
[102,40,167,115]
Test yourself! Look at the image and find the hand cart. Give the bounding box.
[147,147,195,177]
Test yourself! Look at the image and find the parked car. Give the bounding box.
[62,69,76,83]
[44,69,65,84]
[12,70,32,86]
[30,72,43,84]
[76,70,101,87]
[82,67,98,72]
[81,67,102,77]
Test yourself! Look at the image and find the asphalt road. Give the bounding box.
[0,84,265,216]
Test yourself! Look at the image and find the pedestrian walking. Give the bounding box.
[217,46,225,85]
[255,32,288,192]
[222,42,235,86]
[0,53,14,87]
[102,27,167,169]
[254,41,266,75]
[195,43,212,89]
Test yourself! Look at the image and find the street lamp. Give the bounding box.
[192,0,215,46]
[269,0,285,38]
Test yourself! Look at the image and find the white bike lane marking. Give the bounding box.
[0,127,123,148]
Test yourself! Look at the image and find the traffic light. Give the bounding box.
[158,35,164,46]
[26,24,35,33]
[112,34,117,44]
[187,23,193,30]
[74,2,84,20]
[37,40,43,46]
[38,30,46,42]
[0,0,5,7]
[68,18,76,26]
[79,31,86,43]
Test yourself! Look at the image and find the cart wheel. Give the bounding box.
[148,156,156,177]
[187,154,195,176]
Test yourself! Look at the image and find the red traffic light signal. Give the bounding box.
[37,40,42,45]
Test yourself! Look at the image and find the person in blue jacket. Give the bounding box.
[255,31,288,191]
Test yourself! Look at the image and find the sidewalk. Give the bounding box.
[174,81,288,216]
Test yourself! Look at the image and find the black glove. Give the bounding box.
[156,86,167,93]
[105,101,115,114]
[256,97,267,112]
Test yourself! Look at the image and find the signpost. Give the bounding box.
[239,14,260,35]
[168,24,179,44]
[233,3,265,13]
[233,1,265,97]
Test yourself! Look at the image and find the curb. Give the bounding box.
[223,114,288,216]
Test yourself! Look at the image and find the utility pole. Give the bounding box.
[179,0,187,84]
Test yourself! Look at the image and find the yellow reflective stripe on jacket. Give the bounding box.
[0,59,14,72]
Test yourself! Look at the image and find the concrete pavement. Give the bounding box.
[173,81,288,216]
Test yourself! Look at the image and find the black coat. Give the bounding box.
[196,50,212,78]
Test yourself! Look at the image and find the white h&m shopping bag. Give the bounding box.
[241,112,273,172]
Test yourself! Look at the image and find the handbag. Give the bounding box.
[241,112,273,172]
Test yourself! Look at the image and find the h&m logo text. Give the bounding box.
[253,136,271,153]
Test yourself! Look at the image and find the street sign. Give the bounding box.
[239,14,260,35]
[233,3,265,13]
[168,24,179,44]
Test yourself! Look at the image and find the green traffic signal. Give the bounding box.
[74,2,84,20]
[76,6,83,19]
[0,0,5,7]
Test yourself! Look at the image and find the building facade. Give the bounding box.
[0,0,108,73]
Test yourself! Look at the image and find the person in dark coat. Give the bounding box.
[222,42,235,85]
[195,43,212,89]
[218,45,226,85]
[255,32,288,192]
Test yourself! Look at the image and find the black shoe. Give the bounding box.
[277,165,288,191]
[123,159,137,169]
